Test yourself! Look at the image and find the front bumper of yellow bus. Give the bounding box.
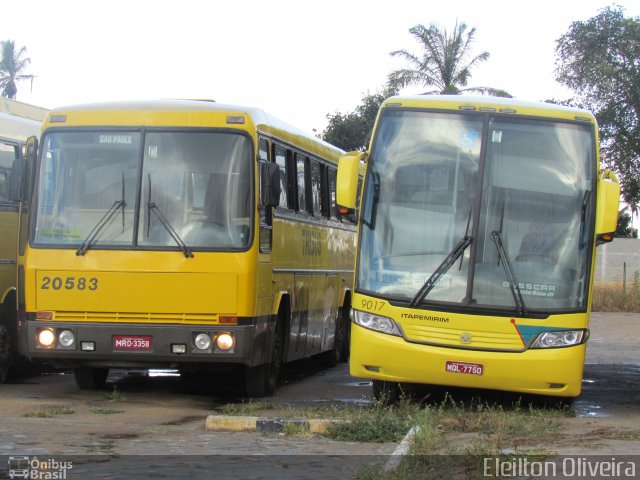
[17,317,273,369]
[349,323,586,397]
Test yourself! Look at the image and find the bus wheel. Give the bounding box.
[245,328,283,397]
[74,367,109,390]
[0,325,11,384]
[372,380,402,405]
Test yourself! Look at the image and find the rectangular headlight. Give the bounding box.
[353,310,401,336]
[530,330,587,349]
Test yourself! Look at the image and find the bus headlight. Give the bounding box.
[353,310,401,336]
[58,329,75,348]
[194,333,212,351]
[36,328,56,348]
[530,330,587,349]
[215,333,235,352]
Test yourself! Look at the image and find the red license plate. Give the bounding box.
[445,361,484,376]
[113,335,152,351]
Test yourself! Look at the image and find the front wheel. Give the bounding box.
[372,380,402,405]
[245,328,283,397]
[74,367,109,390]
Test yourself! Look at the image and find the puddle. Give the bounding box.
[573,402,609,418]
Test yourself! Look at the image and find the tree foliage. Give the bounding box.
[388,21,511,97]
[322,85,398,152]
[616,207,638,238]
[555,6,640,213]
[0,40,33,99]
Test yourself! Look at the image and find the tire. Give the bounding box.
[0,324,11,384]
[74,367,109,390]
[245,326,283,397]
[372,380,402,405]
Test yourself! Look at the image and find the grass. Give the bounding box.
[357,395,567,480]
[103,386,127,403]
[219,400,277,416]
[90,407,124,415]
[592,278,640,312]
[23,406,75,418]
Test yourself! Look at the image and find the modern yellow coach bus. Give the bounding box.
[0,99,47,383]
[16,100,355,396]
[337,95,620,400]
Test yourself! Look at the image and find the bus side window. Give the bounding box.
[310,159,322,216]
[327,167,338,219]
[258,138,269,162]
[295,153,307,213]
[0,142,18,203]
[273,144,289,208]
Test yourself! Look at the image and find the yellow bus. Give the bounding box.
[16,100,355,396]
[0,103,45,383]
[337,95,620,400]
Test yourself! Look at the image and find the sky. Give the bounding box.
[4,0,640,135]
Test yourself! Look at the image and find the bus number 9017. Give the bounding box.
[41,276,98,291]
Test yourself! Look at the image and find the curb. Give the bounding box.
[205,415,342,434]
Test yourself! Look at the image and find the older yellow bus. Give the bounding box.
[17,100,355,396]
[338,95,619,400]
[0,100,46,382]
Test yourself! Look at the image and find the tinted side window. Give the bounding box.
[274,145,288,208]
[310,160,322,216]
[296,154,307,213]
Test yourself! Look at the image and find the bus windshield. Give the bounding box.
[33,130,253,251]
[357,110,595,313]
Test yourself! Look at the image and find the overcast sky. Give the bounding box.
[4,0,640,134]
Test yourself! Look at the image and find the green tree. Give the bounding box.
[322,85,398,151]
[555,6,640,215]
[616,207,638,238]
[388,21,511,97]
[0,40,33,99]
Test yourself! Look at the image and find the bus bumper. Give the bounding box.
[349,324,586,397]
[17,318,273,370]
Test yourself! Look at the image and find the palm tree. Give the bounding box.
[0,40,33,99]
[388,21,511,97]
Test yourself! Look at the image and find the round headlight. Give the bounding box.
[37,328,56,348]
[194,333,212,351]
[215,333,234,351]
[58,330,75,348]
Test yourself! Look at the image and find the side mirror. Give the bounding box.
[337,151,363,211]
[260,162,280,207]
[10,136,38,203]
[595,170,620,244]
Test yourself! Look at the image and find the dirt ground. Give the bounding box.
[0,312,638,478]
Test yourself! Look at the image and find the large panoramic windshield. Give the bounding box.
[357,110,595,313]
[33,130,253,251]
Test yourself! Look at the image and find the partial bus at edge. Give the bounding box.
[16,100,355,396]
[337,95,620,401]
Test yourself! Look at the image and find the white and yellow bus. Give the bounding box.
[17,100,355,396]
[338,95,620,400]
[0,100,46,383]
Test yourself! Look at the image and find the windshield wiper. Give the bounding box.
[490,231,527,316]
[76,174,126,256]
[410,235,472,307]
[146,174,193,258]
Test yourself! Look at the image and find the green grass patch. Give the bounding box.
[218,400,277,416]
[103,386,127,403]
[90,407,124,415]
[23,406,75,418]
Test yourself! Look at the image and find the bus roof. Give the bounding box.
[44,99,344,161]
[381,95,596,123]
